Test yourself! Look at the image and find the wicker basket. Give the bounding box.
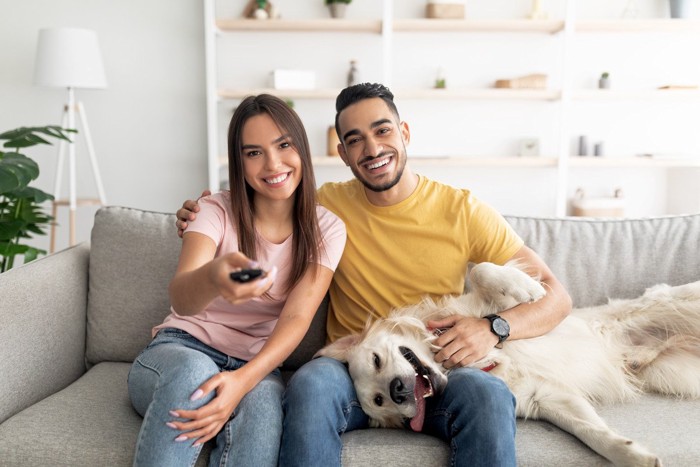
[571,188,625,217]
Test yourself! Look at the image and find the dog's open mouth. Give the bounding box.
[399,346,435,432]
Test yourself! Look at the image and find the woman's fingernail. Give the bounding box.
[249,260,259,268]
[175,435,188,442]
[169,410,179,418]
[193,441,201,447]
[166,422,177,429]
[190,389,204,401]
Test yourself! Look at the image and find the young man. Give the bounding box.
[176,83,572,466]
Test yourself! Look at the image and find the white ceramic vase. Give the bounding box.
[670,0,690,18]
[329,3,347,19]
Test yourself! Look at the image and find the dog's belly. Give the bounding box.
[495,316,634,404]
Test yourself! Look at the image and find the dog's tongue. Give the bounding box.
[409,374,430,432]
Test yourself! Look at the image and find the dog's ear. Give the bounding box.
[314,334,360,362]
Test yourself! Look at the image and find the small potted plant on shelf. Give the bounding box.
[325,0,351,19]
[242,0,278,20]
[598,72,610,89]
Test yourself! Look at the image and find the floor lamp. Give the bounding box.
[33,27,108,252]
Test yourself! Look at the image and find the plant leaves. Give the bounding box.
[0,125,73,271]
[0,221,25,240]
[0,126,76,148]
[2,133,52,148]
[13,186,54,203]
[0,166,20,193]
[0,241,29,256]
[24,247,45,263]
[0,153,39,194]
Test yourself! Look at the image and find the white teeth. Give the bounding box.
[367,158,390,170]
[265,173,288,184]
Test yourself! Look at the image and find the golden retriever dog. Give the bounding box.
[317,262,700,467]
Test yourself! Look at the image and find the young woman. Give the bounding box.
[128,94,346,467]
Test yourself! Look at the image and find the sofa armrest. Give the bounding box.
[0,243,90,423]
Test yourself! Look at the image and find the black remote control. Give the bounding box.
[230,268,265,283]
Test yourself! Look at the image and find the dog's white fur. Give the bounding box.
[317,262,700,467]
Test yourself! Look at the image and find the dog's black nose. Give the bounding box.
[390,377,412,404]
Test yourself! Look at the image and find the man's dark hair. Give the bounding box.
[334,83,401,140]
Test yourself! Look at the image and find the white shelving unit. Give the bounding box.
[204,0,700,217]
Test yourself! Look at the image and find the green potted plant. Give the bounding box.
[0,126,74,272]
[325,0,351,18]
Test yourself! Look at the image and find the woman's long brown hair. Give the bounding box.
[227,94,321,293]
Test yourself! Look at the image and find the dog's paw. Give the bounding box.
[470,262,546,310]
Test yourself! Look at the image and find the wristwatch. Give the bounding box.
[484,314,510,345]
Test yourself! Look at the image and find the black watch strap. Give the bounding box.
[484,314,510,344]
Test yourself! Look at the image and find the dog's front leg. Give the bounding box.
[468,262,546,312]
[516,383,660,467]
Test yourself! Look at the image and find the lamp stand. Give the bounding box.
[49,87,107,253]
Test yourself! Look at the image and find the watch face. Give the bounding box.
[493,317,510,337]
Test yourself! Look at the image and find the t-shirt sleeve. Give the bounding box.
[316,207,347,272]
[183,195,227,247]
[466,195,524,265]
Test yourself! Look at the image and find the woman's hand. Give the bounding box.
[167,370,250,446]
[210,252,277,305]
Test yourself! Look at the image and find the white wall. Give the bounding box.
[1,0,699,262]
[0,0,207,254]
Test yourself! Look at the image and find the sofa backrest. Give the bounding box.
[86,207,700,368]
[505,214,700,307]
[85,206,324,370]
[86,207,180,366]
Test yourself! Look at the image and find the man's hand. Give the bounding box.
[167,370,250,446]
[428,315,499,369]
[176,190,210,238]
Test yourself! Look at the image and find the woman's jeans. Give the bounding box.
[279,357,516,467]
[128,328,284,467]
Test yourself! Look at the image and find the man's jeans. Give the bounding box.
[280,357,516,467]
[128,328,284,467]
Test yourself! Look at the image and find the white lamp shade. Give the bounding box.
[34,28,107,89]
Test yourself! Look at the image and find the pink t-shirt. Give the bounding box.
[154,191,346,361]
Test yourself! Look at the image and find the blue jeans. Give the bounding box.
[128,328,284,467]
[280,357,516,467]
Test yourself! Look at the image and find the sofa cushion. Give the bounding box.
[1,362,697,466]
[86,207,181,365]
[0,362,211,467]
[506,214,700,307]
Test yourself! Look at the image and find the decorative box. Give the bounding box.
[426,3,465,19]
[269,69,316,90]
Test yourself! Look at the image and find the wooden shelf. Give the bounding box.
[575,19,700,33]
[219,88,560,101]
[393,19,564,34]
[216,18,564,34]
[218,88,341,100]
[572,89,700,100]
[216,18,382,33]
[313,156,700,169]
[312,156,558,168]
[215,18,700,35]
[395,88,560,100]
[568,157,700,168]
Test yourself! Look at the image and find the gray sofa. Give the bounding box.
[1,206,699,466]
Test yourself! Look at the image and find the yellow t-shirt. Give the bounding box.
[318,176,524,342]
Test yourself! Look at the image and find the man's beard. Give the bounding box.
[351,149,407,193]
